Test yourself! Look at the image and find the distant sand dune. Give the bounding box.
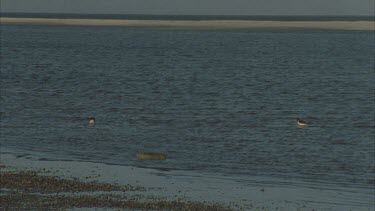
[1,17,374,30]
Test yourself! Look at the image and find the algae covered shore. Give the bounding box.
[0,164,231,210]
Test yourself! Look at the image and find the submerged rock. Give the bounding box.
[137,153,167,160]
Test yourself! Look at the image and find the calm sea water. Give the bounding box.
[1,25,374,193]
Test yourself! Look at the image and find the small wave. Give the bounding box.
[353,124,375,128]
[331,140,353,145]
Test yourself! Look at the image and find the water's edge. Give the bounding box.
[1,148,373,211]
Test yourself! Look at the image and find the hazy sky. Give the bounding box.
[1,0,374,16]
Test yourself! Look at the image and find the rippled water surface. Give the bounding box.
[1,25,374,190]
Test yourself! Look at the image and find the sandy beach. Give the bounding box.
[1,17,374,30]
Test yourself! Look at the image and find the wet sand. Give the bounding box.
[1,153,372,210]
[0,164,229,210]
[1,17,374,30]
[1,170,230,210]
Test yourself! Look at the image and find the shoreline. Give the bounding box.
[1,17,374,30]
[1,152,373,210]
[1,168,229,210]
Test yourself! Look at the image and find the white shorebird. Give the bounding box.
[88,117,96,126]
[294,118,307,127]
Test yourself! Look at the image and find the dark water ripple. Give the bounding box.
[1,25,374,189]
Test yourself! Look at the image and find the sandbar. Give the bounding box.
[1,17,374,30]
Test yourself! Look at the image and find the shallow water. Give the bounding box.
[1,25,374,200]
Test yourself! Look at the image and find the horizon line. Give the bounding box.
[1,12,374,17]
[1,17,374,31]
